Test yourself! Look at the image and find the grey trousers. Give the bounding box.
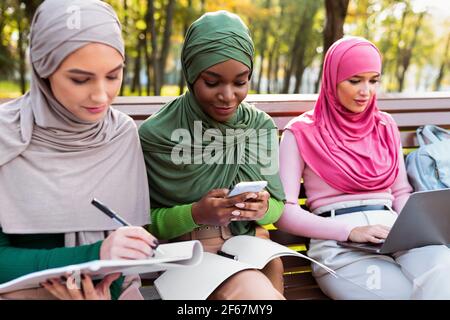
[307,199,450,300]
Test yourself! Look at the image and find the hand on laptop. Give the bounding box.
[348,225,391,243]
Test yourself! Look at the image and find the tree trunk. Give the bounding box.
[22,0,40,23]
[282,0,320,94]
[394,6,408,92]
[282,2,306,94]
[255,0,271,93]
[147,0,159,96]
[293,1,320,93]
[314,0,349,92]
[178,0,192,95]
[0,2,6,40]
[434,33,450,91]
[157,0,175,95]
[273,52,281,93]
[266,41,277,94]
[282,29,301,93]
[200,0,206,13]
[143,31,151,96]
[255,55,265,93]
[17,8,26,94]
[293,67,305,93]
[266,1,285,94]
[120,0,128,96]
[323,0,349,60]
[397,11,425,92]
[131,37,142,95]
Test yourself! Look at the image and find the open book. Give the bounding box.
[155,235,336,300]
[0,240,202,294]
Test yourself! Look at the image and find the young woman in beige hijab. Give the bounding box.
[0,0,156,300]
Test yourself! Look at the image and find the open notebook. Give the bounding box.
[155,235,336,300]
[0,240,203,294]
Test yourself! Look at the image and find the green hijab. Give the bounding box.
[139,11,285,236]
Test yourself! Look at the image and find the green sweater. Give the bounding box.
[149,197,284,239]
[0,229,123,299]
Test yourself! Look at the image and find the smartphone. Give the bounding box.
[227,181,268,197]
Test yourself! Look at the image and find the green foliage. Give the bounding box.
[0,0,448,95]
[0,81,23,98]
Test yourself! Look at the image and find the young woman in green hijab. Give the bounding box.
[139,11,286,299]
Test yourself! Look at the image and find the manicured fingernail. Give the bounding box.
[231,210,241,216]
[246,193,257,199]
[235,203,245,208]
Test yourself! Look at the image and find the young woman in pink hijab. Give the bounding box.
[275,37,450,299]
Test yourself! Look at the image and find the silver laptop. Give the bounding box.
[337,188,450,254]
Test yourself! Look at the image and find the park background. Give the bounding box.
[0,0,449,98]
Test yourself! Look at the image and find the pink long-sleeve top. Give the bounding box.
[275,130,413,242]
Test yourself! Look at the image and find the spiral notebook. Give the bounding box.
[0,240,203,294]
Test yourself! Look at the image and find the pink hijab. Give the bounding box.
[287,37,400,193]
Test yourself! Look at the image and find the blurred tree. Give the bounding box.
[119,0,129,96]
[434,33,450,91]
[0,0,41,93]
[158,0,175,94]
[144,0,175,95]
[145,0,157,95]
[254,0,271,94]
[282,0,321,93]
[264,3,281,94]
[18,0,41,93]
[342,0,439,92]
[2,0,448,95]
[394,6,426,91]
[16,3,26,93]
[314,0,349,92]
[0,1,14,79]
[177,0,193,94]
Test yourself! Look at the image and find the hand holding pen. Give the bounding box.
[91,198,163,259]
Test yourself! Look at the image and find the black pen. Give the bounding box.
[91,198,164,255]
[217,250,237,260]
[92,198,132,226]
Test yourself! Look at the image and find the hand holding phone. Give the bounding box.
[227,181,268,197]
[191,181,269,226]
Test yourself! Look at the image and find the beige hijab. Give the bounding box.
[0,0,150,246]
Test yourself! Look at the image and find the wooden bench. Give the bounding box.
[113,92,450,300]
[1,93,449,299]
